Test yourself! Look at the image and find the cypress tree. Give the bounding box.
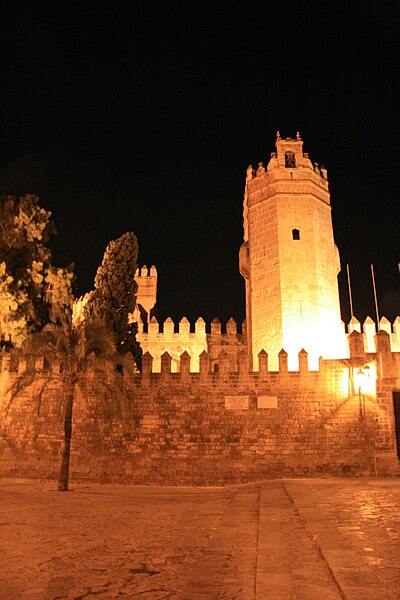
[85,232,142,369]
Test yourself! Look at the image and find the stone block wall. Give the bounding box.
[348,316,400,353]
[1,332,399,485]
[136,314,400,376]
[136,316,245,373]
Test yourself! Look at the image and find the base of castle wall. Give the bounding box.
[1,453,398,486]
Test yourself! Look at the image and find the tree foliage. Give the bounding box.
[9,315,122,491]
[84,232,142,368]
[0,261,29,348]
[0,195,74,347]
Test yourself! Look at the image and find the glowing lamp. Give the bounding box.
[355,365,370,392]
[355,368,365,393]
[354,365,371,418]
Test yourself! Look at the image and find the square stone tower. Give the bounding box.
[240,132,348,370]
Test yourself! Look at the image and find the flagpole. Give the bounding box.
[346,264,354,320]
[371,264,380,329]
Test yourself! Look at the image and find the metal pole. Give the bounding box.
[346,264,354,320]
[371,264,380,329]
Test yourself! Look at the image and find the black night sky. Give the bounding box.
[0,2,399,328]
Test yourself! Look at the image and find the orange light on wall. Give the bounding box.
[354,363,375,396]
[353,363,376,418]
[281,323,349,371]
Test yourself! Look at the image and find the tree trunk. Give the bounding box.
[58,390,74,491]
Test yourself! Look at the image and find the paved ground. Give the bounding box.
[0,478,399,599]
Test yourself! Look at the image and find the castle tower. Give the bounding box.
[133,265,157,323]
[240,132,348,370]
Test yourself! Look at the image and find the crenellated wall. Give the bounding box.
[1,329,399,485]
[74,259,400,372]
[347,316,400,353]
[137,315,208,372]
[135,314,400,373]
[136,316,245,372]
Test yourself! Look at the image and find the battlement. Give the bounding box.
[135,314,400,373]
[2,333,398,385]
[245,132,329,192]
[138,327,399,379]
[136,316,245,372]
[4,323,395,381]
[135,264,157,282]
[346,316,400,353]
[138,315,245,336]
[137,346,315,377]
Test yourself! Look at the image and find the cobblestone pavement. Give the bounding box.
[0,478,399,599]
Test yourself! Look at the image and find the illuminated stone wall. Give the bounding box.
[136,316,245,372]
[136,316,207,372]
[349,316,400,353]
[136,314,400,374]
[1,332,399,484]
[240,133,348,371]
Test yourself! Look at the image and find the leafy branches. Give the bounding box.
[0,195,74,347]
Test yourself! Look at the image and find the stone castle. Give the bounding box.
[1,132,400,483]
[134,132,399,369]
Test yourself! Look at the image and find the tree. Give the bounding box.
[0,195,74,347]
[9,315,121,491]
[0,261,29,348]
[84,232,142,369]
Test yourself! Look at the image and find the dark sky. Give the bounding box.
[0,2,399,328]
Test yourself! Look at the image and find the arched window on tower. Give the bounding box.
[285,151,296,168]
[292,228,300,240]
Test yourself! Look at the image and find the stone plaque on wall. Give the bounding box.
[257,396,278,409]
[225,395,249,410]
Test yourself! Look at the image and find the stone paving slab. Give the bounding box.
[284,479,400,600]
[0,478,400,599]
[256,482,343,599]
[0,480,234,599]
[178,485,260,599]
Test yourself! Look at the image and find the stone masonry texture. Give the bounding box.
[1,335,399,485]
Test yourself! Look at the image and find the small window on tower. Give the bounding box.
[285,151,296,168]
[292,228,300,240]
